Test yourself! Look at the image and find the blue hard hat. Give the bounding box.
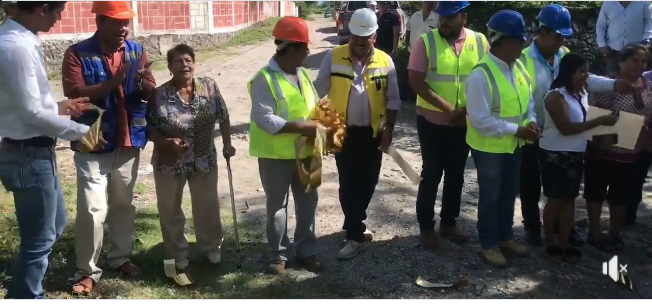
[536,3,573,37]
[435,1,470,17]
[487,10,527,41]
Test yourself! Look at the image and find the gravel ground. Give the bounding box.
[46,17,652,298]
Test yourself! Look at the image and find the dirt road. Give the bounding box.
[48,17,652,298]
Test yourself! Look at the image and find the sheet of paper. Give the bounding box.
[163,259,193,286]
[415,276,454,288]
[586,106,645,150]
[385,147,422,185]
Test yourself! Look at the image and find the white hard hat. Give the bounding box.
[349,8,378,37]
[370,1,377,5]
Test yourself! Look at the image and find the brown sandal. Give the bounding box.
[71,277,95,295]
[113,261,141,277]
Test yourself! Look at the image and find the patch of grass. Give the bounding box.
[223,17,280,47]
[149,18,280,72]
[133,182,147,196]
[0,178,340,299]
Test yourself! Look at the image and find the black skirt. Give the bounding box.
[538,148,585,200]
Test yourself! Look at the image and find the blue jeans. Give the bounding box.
[0,145,66,299]
[471,148,521,249]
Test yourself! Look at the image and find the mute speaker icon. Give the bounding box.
[602,255,622,283]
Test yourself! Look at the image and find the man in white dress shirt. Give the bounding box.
[596,1,652,73]
[406,1,438,53]
[0,1,100,299]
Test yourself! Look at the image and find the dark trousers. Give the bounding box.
[335,126,383,242]
[629,151,652,223]
[415,116,470,232]
[520,142,542,232]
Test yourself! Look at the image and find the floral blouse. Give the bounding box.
[588,76,652,162]
[148,77,229,175]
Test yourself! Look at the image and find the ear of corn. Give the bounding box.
[79,105,105,152]
[295,99,347,192]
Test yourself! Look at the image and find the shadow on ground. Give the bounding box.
[316,27,338,35]
[1,170,652,298]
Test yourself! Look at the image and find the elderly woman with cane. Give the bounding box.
[148,44,235,270]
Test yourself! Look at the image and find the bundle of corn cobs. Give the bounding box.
[312,99,347,153]
[295,99,347,192]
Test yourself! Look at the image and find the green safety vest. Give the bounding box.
[248,66,316,159]
[466,58,532,154]
[518,45,570,93]
[417,28,488,111]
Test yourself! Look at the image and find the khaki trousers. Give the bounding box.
[73,148,140,282]
[153,167,223,263]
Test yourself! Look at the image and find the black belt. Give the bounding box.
[2,136,56,147]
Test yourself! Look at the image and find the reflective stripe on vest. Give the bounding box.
[472,61,531,124]
[417,28,486,111]
[248,66,317,159]
[424,29,486,83]
[326,45,390,137]
[466,58,531,154]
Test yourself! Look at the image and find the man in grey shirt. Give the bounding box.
[248,17,323,275]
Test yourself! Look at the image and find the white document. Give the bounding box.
[586,106,645,149]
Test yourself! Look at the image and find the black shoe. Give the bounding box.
[525,230,543,247]
[568,228,584,247]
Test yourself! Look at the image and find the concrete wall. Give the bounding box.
[35,1,297,71]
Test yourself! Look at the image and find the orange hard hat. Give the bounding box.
[91,1,135,19]
[272,17,309,44]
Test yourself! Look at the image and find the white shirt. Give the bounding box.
[540,88,591,152]
[465,53,536,138]
[0,20,88,141]
[596,1,652,51]
[524,43,616,127]
[407,10,439,52]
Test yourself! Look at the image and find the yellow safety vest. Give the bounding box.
[518,45,570,93]
[248,66,316,159]
[327,45,390,137]
[466,58,532,154]
[417,28,488,111]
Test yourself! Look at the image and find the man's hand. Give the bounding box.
[136,61,153,90]
[223,145,236,159]
[614,79,636,94]
[526,121,541,135]
[164,138,189,154]
[113,61,132,84]
[379,126,394,153]
[299,121,320,139]
[448,107,467,125]
[515,126,538,141]
[599,46,611,57]
[58,97,91,117]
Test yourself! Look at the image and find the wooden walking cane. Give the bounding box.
[225,155,242,270]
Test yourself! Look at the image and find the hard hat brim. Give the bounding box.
[97,10,135,20]
[557,28,573,38]
[350,25,378,37]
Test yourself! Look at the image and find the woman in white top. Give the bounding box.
[540,53,618,263]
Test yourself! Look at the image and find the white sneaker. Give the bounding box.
[206,251,221,264]
[364,229,374,241]
[338,240,366,260]
[176,258,189,270]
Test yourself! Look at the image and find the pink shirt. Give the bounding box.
[408,29,488,126]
